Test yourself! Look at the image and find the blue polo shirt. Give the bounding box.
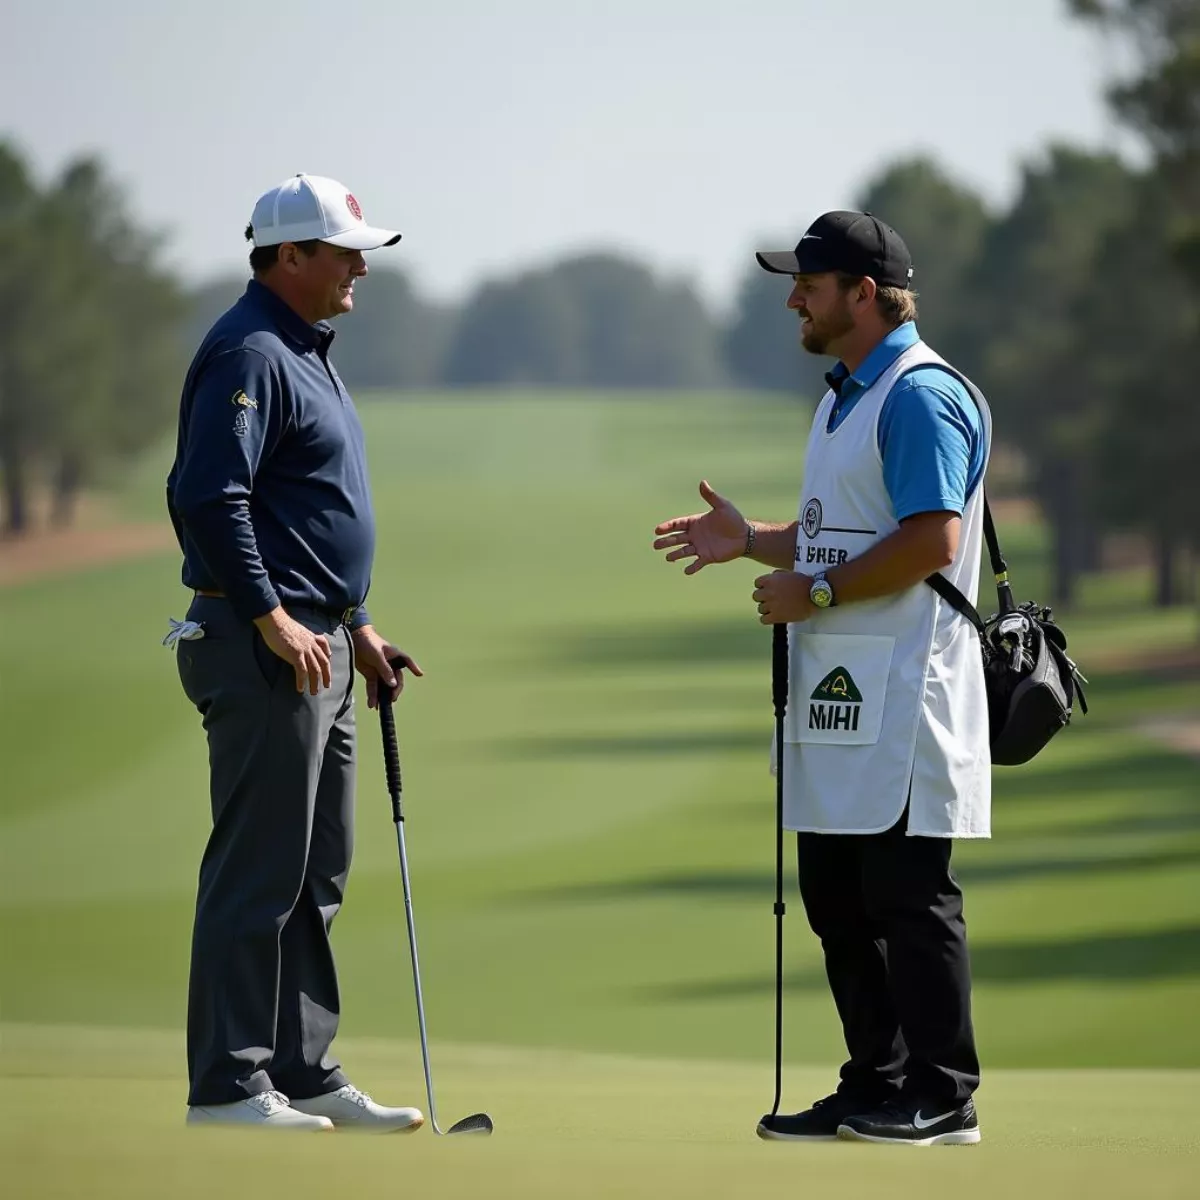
[825,322,986,521]
[167,280,376,627]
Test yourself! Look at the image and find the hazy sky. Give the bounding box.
[3,0,1125,310]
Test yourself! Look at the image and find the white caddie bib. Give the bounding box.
[779,340,993,838]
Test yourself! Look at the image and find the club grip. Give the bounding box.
[378,656,405,822]
[771,623,788,720]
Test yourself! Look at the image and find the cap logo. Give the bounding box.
[346,193,363,221]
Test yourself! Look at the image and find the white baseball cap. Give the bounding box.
[249,174,402,251]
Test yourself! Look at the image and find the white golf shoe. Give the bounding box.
[289,1084,425,1132]
[186,1089,334,1130]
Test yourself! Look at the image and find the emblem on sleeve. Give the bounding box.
[230,389,256,437]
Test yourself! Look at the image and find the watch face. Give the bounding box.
[811,580,833,608]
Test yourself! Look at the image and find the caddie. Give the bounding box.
[653,210,992,1146]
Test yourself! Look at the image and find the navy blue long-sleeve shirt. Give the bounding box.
[167,280,376,628]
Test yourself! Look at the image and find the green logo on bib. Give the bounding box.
[811,666,863,703]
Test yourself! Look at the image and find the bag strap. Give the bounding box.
[926,564,986,636]
[925,491,1016,629]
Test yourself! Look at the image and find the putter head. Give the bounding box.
[447,1112,493,1135]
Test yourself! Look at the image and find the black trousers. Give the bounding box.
[177,597,356,1106]
[796,815,980,1107]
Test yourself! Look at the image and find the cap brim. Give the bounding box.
[755,250,800,275]
[757,243,848,276]
[323,226,403,251]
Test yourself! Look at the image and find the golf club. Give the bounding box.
[377,657,494,1137]
[768,622,789,1121]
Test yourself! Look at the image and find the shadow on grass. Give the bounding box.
[992,748,1199,805]
[512,615,1197,710]
[488,617,1196,825]
[486,734,1195,792]
[532,616,771,671]
[1001,807,1200,841]
[639,922,1200,1001]
[526,844,1200,906]
[482,671,1198,763]
[487,729,768,760]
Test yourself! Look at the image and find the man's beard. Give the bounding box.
[799,306,854,356]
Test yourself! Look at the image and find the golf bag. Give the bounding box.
[927,497,1088,766]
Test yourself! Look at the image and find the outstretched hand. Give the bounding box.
[652,480,748,575]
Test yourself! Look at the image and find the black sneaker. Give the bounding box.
[836,1097,980,1145]
[756,1092,876,1141]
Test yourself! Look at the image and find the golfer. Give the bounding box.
[167,174,424,1131]
[653,211,991,1146]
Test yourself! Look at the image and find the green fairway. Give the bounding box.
[2,1024,1197,1199]
[2,391,1199,1190]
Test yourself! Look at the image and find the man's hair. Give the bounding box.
[245,223,319,273]
[836,272,919,327]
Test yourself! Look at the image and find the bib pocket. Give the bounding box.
[785,632,895,746]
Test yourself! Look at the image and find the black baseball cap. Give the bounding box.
[756,211,914,289]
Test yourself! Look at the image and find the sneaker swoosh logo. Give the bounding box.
[913,1110,955,1130]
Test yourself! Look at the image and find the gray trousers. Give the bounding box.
[177,596,356,1106]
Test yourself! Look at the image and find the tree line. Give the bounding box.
[0,145,184,534]
[0,0,1194,609]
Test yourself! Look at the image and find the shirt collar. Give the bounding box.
[833,321,920,392]
[244,279,334,351]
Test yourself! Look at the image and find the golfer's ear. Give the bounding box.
[277,242,304,273]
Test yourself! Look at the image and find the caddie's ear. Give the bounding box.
[855,275,879,307]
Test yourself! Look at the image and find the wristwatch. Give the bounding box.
[810,572,836,609]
